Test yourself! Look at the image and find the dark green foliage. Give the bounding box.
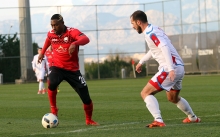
[0,34,20,56]
[85,54,146,79]
[0,34,39,83]
[0,34,21,82]
[33,42,39,55]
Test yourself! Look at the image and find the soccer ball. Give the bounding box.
[42,113,59,128]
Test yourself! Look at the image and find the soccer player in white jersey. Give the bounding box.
[130,10,200,128]
[32,47,49,94]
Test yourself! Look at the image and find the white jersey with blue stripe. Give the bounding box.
[143,24,184,71]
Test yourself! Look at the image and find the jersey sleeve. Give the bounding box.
[149,32,167,48]
[32,56,36,70]
[70,29,90,46]
[149,29,174,71]
[41,37,51,55]
[139,51,152,64]
[160,46,174,71]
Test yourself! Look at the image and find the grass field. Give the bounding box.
[0,75,219,137]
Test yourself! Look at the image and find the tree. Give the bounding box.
[85,54,146,80]
[32,42,38,55]
[0,34,39,83]
[0,33,21,83]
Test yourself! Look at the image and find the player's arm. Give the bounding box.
[71,29,90,46]
[160,45,175,81]
[152,29,174,71]
[69,29,90,56]
[38,37,51,63]
[139,51,152,64]
[150,30,175,81]
[136,51,152,73]
[160,45,174,71]
[32,56,36,71]
[72,33,89,45]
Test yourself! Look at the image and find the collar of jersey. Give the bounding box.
[146,24,153,35]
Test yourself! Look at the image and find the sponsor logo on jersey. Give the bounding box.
[64,37,68,43]
[47,55,52,58]
[52,39,58,42]
[55,45,68,53]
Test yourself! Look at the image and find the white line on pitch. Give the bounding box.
[28,114,220,136]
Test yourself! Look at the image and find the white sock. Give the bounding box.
[39,81,44,90]
[176,97,197,121]
[144,95,163,122]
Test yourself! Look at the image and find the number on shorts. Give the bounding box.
[79,76,86,85]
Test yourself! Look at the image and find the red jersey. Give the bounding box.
[41,26,89,72]
[45,50,53,67]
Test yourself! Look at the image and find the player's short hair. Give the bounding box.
[130,10,148,23]
[37,47,42,49]
[51,14,63,22]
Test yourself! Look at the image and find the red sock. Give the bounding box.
[48,89,58,115]
[83,101,93,121]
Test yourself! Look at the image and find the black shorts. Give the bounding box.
[48,66,91,104]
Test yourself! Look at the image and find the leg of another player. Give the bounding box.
[38,81,41,94]
[40,79,46,94]
[38,79,44,94]
[141,83,165,127]
[166,90,201,123]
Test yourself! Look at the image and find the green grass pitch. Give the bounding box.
[0,75,219,137]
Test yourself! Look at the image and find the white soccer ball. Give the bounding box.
[42,113,59,128]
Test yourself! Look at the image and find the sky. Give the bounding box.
[0,0,165,62]
[0,0,219,63]
[0,0,164,7]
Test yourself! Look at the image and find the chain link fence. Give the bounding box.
[0,0,220,82]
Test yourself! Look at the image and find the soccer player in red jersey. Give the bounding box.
[130,10,200,128]
[38,14,99,126]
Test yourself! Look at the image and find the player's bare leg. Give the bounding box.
[141,83,166,128]
[166,89,201,123]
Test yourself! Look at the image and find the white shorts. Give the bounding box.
[149,65,184,91]
[35,70,45,81]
